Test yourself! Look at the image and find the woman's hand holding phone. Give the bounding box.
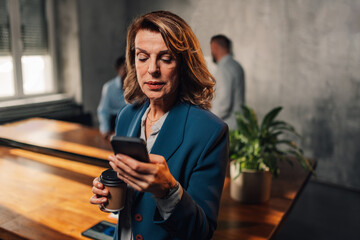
[108,136,176,198]
[108,152,177,199]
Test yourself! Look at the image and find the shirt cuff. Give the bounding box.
[154,182,183,220]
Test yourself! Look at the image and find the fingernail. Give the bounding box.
[102,198,107,203]
[109,162,115,169]
[102,190,107,194]
[97,183,102,188]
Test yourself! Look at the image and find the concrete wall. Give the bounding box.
[77,0,128,125]
[55,0,82,103]
[73,0,360,190]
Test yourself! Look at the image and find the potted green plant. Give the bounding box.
[229,105,314,203]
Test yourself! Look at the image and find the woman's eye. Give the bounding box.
[161,56,172,63]
[137,54,148,62]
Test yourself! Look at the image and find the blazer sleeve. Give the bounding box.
[153,123,229,239]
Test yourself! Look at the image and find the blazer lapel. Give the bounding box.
[134,101,189,203]
[127,101,149,137]
[150,102,189,161]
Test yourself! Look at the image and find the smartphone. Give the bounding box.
[81,221,115,240]
[110,136,149,162]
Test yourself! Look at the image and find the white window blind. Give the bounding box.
[0,0,11,55]
[0,0,56,99]
[20,0,48,55]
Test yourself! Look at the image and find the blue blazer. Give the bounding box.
[114,101,229,240]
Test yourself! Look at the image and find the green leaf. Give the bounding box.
[261,106,283,135]
[268,131,284,138]
[270,121,296,132]
[241,105,259,134]
[263,153,279,177]
[284,149,315,175]
[270,125,301,138]
[276,140,299,149]
[235,113,253,138]
[229,105,316,178]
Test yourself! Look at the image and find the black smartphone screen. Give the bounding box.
[110,136,149,162]
[81,221,115,240]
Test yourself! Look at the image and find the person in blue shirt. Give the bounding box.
[97,56,127,139]
[90,11,228,240]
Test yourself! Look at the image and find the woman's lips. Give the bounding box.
[145,81,165,90]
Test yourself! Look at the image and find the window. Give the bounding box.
[0,0,56,100]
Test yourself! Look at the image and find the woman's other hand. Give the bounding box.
[90,177,110,211]
[108,153,177,198]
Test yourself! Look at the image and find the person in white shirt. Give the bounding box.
[210,35,245,130]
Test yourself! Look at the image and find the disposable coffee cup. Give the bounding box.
[99,169,126,212]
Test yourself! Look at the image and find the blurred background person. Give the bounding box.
[97,56,127,139]
[210,34,245,130]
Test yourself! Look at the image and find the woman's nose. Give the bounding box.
[148,58,160,75]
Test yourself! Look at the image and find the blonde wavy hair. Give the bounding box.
[123,11,215,110]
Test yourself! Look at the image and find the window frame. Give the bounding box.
[1,0,57,101]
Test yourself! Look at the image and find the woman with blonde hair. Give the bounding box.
[90,11,228,240]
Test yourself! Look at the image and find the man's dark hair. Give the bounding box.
[115,56,126,69]
[211,34,232,52]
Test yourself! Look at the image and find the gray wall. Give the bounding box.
[77,0,128,125]
[74,0,360,190]
[56,0,82,103]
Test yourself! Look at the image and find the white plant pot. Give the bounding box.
[230,161,272,203]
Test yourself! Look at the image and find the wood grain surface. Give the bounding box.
[0,118,314,239]
[0,146,115,240]
[0,118,113,166]
[213,159,315,240]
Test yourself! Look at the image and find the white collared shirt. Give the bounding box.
[140,106,169,152]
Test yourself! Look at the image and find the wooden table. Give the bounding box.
[0,146,116,240]
[0,118,314,239]
[213,160,315,240]
[0,118,113,166]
